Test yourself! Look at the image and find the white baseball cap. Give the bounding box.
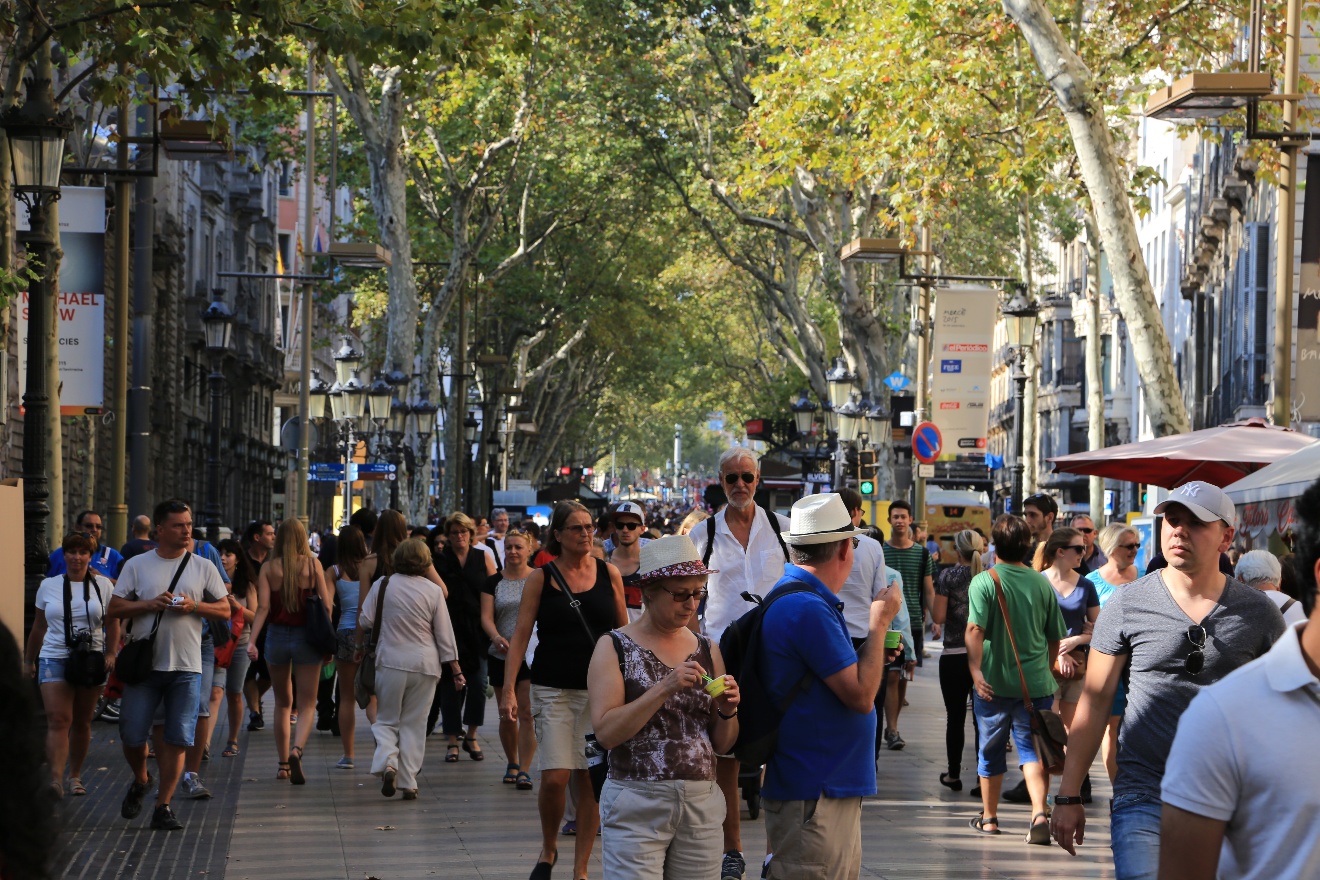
[1153,481,1236,526]
[613,501,645,523]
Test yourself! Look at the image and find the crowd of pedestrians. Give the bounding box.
[11,460,1320,880]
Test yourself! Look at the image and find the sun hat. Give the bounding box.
[635,534,719,583]
[613,501,645,523]
[1153,481,1236,526]
[781,493,869,545]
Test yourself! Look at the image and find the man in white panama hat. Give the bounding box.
[756,493,904,879]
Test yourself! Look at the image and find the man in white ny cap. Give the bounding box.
[1050,481,1285,879]
[757,493,904,879]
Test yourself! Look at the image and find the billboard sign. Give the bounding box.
[930,285,997,458]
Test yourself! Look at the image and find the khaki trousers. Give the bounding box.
[600,777,725,880]
[764,796,862,879]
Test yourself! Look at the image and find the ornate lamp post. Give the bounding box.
[1001,285,1041,514]
[201,294,234,543]
[3,80,72,632]
[410,394,439,516]
[790,389,817,439]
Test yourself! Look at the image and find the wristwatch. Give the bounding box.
[1053,795,1084,806]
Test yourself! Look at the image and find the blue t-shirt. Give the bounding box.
[335,568,360,630]
[760,565,876,801]
[48,545,124,580]
[1054,577,1100,636]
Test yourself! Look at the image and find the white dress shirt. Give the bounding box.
[693,506,791,643]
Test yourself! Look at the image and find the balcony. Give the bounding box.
[1203,353,1269,427]
[1054,364,1085,388]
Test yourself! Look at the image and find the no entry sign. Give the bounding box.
[913,421,943,465]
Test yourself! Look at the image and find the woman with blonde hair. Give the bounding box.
[677,509,710,536]
[482,528,538,788]
[356,538,462,799]
[932,528,984,793]
[246,518,333,784]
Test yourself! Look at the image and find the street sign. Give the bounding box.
[356,462,397,474]
[917,463,935,478]
[883,371,910,391]
[912,421,943,465]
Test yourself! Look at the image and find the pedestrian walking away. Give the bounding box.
[481,528,538,789]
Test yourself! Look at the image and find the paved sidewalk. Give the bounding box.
[55,658,1117,879]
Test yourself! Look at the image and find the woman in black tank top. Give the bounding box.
[502,502,627,880]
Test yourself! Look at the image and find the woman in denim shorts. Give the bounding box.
[247,518,333,784]
[329,525,369,769]
[210,541,257,757]
[23,533,119,797]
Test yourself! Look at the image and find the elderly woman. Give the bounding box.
[588,535,740,879]
[24,533,120,797]
[1235,549,1307,623]
[432,511,497,760]
[504,501,628,880]
[356,538,462,800]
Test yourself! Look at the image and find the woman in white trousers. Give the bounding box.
[356,538,461,799]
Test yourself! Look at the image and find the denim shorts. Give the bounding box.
[1110,791,1162,880]
[265,623,323,666]
[120,669,202,747]
[37,656,67,685]
[217,640,252,694]
[972,693,1054,777]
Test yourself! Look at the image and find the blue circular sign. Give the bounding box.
[913,421,943,464]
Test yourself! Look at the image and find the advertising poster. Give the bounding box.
[17,186,107,414]
[929,285,998,459]
[1298,160,1320,421]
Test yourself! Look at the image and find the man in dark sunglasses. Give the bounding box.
[1069,514,1106,573]
[1050,481,1285,878]
[607,502,650,621]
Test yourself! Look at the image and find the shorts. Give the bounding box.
[973,693,1054,778]
[1055,674,1085,704]
[217,639,252,695]
[488,653,531,688]
[120,669,202,747]
[157,639,213,722]
[37,656,68,685]
[336,628,357,663]
[1110,679,1128,716]
[265,623,323,666]
[530,684,592,772]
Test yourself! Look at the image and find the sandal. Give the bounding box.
[503,762,521,784]
[69,777,87,796]
[445,744,460,763]
[515,771,533,791]
[462,739,485,761]
[289,746,306,785]
[529,851,557,880]
[1026,812,1052,846]
[222,741,240,758]
[277,762,290,780]
[939,772,962,792]
[970,814,1001,835]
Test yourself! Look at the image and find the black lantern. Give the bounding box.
[202,296,234,353]
[1002,284,1041,351]
[1,81,71,209]
[308,370,332,421]
[464,409,480,444]
[333,336,364,385]
[836,392,863,445]
[388,399,410,436]
[342,370,368,420]
[790,389,818,437]
[825,356,857,410]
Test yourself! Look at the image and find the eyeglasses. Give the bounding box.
[1118,542,1141,552]
[81,522,104,531]
[1184,624,1206,675]
[561,524,596,535]
[616,521,643,531]
[850,537,860,549]
[1065,545,1086,554]
[723,472,756,485]
[661,587,709,603]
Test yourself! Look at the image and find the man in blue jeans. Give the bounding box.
[1050,482,1284,878]
[109,499,230,830]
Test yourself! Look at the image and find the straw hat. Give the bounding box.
[635,534,719,583]
[781,493,868,545]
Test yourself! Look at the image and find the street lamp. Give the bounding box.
[1001,285,1040,514]
[308,370,332,421]
[201,294,234,543]
[367,377,393,424]
[385,398,410,509]
[464,410,480,444]
[825,356,857,410]
[790,390,818,438]
[3,80,73,633]
[836,392,863,445]
[333,336,363,385]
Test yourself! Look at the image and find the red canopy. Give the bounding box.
[1046,419,1318,489]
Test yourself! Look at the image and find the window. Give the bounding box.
[1101,334,1113,396]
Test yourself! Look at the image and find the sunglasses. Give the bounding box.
[850,537,860,549]
[1118,542,1141,551]
[724,472,756,485]
[560,524,596,535]
[1184,624,1206,675]
[615,521,643,531]
[1075,527,1095,534]
[1065,545,1086,554]
[661,587,709,603]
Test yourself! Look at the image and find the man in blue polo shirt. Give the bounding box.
[759,494,904,879]
[50,509,125,580]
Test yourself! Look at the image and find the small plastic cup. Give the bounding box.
[884,631,902,650]
[704,677,728,698]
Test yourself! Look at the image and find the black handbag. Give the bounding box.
[118,553,192,685]
[304,560,338,655]
[355,575,390,709]
[62,572,106,688]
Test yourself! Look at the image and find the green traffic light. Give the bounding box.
[860,480,875,496]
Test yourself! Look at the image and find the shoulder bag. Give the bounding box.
[117,553,192,685]
[303,558,339,656]
[989,566,1069,775]
[63,573,107,687]
[355,575,390,709]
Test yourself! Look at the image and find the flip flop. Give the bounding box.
[1026,812,1052,846]
[503,762,520,784]
[222,741,240,758]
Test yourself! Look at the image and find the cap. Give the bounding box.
[781,493,868,546]
[613,501,645,523]
[1153,481,1236,526]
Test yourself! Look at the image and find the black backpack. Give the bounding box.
[718,583,816,767]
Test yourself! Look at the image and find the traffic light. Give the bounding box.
[858,449,878,497]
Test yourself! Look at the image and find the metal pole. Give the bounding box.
[107,94,132,550]
[1011,355,1027,514]
[673,424,682,496]
[1272,0,1302,427]
[341,424,352,527]
[454,283,468,511]
[913,225,932,523]
[389,442,400,510]
[205,356,224,543]
[21,202,53,636]
[295,58,317,523]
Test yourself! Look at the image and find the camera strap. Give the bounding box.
[62,571,97,648]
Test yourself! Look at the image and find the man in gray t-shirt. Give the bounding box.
[1048,482,1285,880]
